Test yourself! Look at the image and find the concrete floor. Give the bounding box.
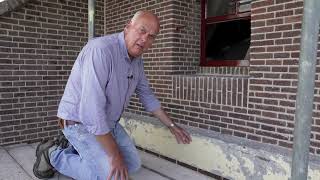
[0,143,215,180]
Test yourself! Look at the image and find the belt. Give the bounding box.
[58,118,81,129]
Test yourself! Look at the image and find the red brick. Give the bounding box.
[276,10,294,17]
[252,13,275,21]
[252,0,274,9]
[285,15,302,23]
[267,4,284,12]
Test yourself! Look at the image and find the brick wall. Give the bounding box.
[106,0,320,156]
[0,0,104,145]
[250,0,320,154]
[1,0,320,157]
[234,0,319,155]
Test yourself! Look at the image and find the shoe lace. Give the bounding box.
[54,134,69,149]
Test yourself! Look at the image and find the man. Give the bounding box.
[33,10,192,180]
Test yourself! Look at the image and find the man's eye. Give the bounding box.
[139,28,146,34]
[149,35,156,39]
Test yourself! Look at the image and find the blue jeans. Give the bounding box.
[50,123,141,180]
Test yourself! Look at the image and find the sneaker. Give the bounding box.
[56,133,69,149]
[35,134,69,156]
[33,139,57,179]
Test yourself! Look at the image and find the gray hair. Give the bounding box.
[131,10,159,24]
[131,11,146,23]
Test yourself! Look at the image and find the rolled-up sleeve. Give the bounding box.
[135,64,161,112]
[79,47,112,135]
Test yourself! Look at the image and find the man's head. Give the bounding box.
[124,10,160,58]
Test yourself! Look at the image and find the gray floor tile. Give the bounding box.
[5,144,72,180]
[139,151,216,180]
[0,147,33,180]
[1,144,214,180]
[131,167,169,180]
[5,144,40,180]
[29,143,38,150]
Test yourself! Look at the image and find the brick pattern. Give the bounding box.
[2,0,320,157]
[108,0,320,156]
[172,76,248,107]
[250,0,320,154]
[197,66,249,76]
[0,0,104,145]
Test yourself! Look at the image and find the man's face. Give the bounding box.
[124,15,159,58]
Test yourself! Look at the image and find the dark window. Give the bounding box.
[201,0,251,66]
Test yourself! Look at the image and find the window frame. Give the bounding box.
[200,0,251,67]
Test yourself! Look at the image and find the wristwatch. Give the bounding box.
[169,123,175,127]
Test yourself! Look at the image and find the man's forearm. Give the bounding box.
[95,133,121,157]
[152,107,175,127]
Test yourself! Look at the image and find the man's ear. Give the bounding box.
[124,20,132,31]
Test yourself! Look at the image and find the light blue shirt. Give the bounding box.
[57,32,161,135]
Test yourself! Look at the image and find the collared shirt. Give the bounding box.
[57,32,161,135]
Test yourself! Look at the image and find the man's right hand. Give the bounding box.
[107,151,128,180]
[95,133,129,180]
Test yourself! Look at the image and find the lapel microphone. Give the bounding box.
[127,71,133,79]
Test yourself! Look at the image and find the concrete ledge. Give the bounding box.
[121,113,320,180]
